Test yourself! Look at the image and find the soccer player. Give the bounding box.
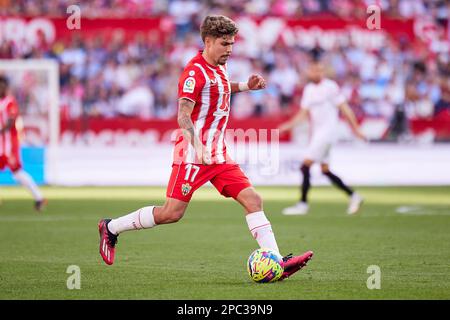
[98,15,313,280]
[279,61,365,215]
[0,75,47,211]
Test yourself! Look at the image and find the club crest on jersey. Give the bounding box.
[183,77,195,93]
[181,183,192,196]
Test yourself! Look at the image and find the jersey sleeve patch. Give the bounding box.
[183,77,196,93]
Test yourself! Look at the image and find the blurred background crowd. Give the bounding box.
[4,0,450,19]
[1,0,449,141]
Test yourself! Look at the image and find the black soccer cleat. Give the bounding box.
[34,199,48,212]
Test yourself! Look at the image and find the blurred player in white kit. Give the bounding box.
[279,61,366,215]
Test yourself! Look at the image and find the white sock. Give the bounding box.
[108,206,156,235]
[246,211,280,254]
[13,170,43,201]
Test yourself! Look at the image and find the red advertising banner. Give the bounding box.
[60,117,288,146]
[0,16,415,51]
[234,16,415,52]
[410,111,450,140]
[0,16,174,48]
[60,115,450,146]
[51,17,175,43]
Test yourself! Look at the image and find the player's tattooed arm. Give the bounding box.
[177,98,196,145]
[231,74,266,94]
[177,98,211,164]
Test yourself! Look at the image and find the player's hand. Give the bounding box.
[354,129,368,142]
[196,145,212,165]
[247,74,266,90]
[278,122,292,134]
[202,151,212,165]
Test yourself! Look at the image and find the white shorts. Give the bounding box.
[304,134,334,164]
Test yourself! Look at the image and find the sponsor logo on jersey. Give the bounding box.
[181,183,192,196]
[183,77,195,93]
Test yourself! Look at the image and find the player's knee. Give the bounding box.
[156,203,186,224]
[245,192,263,212]
[170,207,185,222]
[303,159,313,167]
[301,164,311,176]
[321,165,330,174]
[168,213,183,223]
[167,207,185,223]
[11,167,21,174]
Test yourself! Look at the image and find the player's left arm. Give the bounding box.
[278,108,309,133]
[1,99,19,133]
[230,74,266,94]
[338,102,367,141]
[0,118,15,134]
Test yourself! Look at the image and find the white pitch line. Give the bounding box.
[395,206,450,215]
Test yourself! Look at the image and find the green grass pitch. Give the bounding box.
[0,186,449,299]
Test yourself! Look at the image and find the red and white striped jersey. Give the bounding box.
[0,95,20,157]
[175,51,232,164]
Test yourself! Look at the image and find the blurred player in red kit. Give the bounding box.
[0,75,46,211]
[98,15,313,280]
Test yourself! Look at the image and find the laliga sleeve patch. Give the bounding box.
[183,77,196,93]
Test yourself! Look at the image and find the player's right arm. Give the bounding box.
[177,98,211,165]
[177,66,211,165]
[279,84,311,133]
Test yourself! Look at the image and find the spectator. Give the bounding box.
[168,0,201,38]
[116,81,155,119]
[434,72,450,116]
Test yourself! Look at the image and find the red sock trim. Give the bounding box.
[250,223,271,233]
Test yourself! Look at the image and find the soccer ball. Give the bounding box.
[247,248,284,283]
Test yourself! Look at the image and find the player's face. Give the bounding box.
[307,64,324,83]
[207,35,235,65]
